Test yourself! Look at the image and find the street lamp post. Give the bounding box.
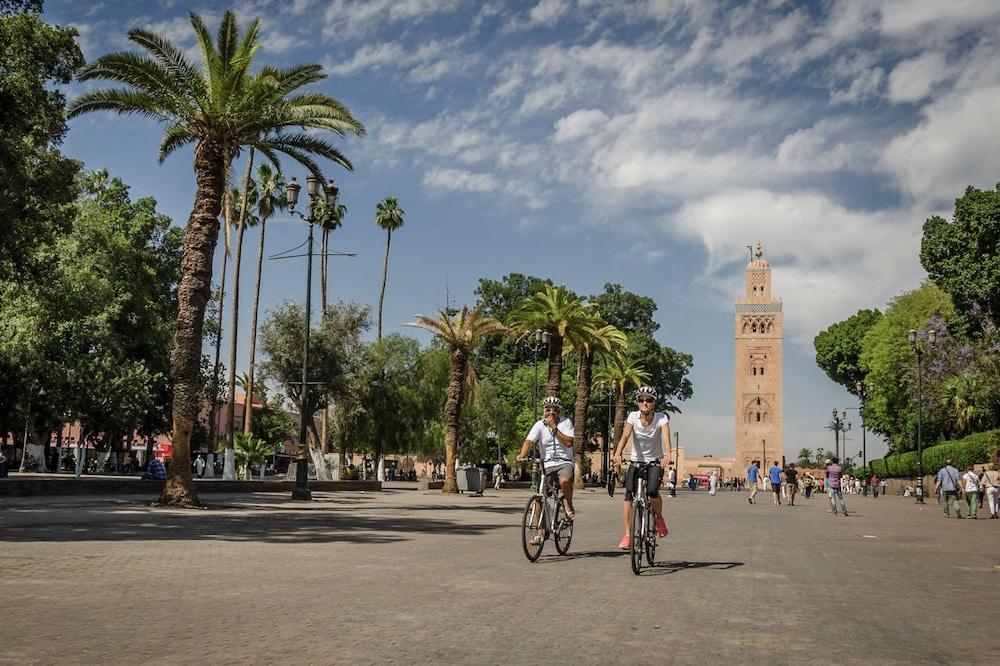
[285,175,340,501]
[856,382,868,494]
[530,329,549,421]
[830,409,850,461]
[908,328,936,504]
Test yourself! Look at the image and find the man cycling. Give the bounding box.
[517,395,577,535]
[612,386,670,550]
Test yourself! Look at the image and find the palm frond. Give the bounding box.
[66,88,171,121]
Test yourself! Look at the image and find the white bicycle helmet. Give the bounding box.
[541,395,562,409]
[635,385,658,401]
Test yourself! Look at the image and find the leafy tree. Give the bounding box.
[0,8,82,280]
[406,305,506,493]
[233,431,274,479]
[814,309,883,393]
[593,353,650,448]
[260,300,369,452]
[921,184,1000,334]
[68,10,365,505]
[860,283,953,452]
[796,448,813,467]
[375,197,405,340]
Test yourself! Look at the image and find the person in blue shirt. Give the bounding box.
[746,460,761,504]
[141,457,166,481]
[768,460,783,506]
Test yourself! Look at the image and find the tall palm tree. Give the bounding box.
[68,11,365,505]
[406,305,505,493]
[243,163,285,436]
[318,197,346,454]
[593,352,650,449]
[223,180,259,479]
[567,318,627,488]
[508,284,597,397]
[375,197,404,340]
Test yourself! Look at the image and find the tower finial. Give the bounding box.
[755,241,763,259]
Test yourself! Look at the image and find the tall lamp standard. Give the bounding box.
[908,328,936,504]
[284,174,340,501]
[856,381,868,493]
[529,329,550,421]
[830,409,850,461]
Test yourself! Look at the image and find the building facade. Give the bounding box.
[734,242,783,469]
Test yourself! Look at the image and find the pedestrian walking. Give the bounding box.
[709,470,718,496]
[870,473,880,498]
[826,458,848,516]
[768,460,783,506]
[960,465,979,519]
[747,460,761,504]
[492,461,503,491]
[980,463,999,519]
[784,463,798,506]
[667,464,677,497]
[194,454,205,478]
[880,478,887,496]
[934,458,962,519]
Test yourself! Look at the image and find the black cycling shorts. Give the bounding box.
[624,462,663,501]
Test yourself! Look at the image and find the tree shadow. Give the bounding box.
[0,507,506,545]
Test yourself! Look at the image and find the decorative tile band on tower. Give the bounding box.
[734,241,783,470]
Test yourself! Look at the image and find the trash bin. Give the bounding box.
[456,467,484,493]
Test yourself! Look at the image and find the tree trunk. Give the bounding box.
[545,333,564,396]
[376,228,392,340]
[243,216,266,435]
[441,348,466,494]
[319,226,329,452]
[224,149,255,477]
[161,140,227,507]
[206,235,229,470]
[612,387,627,450]
[573,348,592,489]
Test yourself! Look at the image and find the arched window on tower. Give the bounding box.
[756,412,761,422]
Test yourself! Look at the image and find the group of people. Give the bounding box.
[745,457,853,515]
[517,386,671,550]
[934,459,1000,519]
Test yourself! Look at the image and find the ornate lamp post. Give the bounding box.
[830,409,850,461]
[597,381,615,480]
[284,175,339,501]
[529,329,549,421]
[908,328,936,504]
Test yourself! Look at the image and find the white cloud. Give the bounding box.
[553,108,609,142]
[321,0,463,38]
[423,167,499,192]
[883,85,1000,204]
[887,52,949,103]
[529,0,570,26]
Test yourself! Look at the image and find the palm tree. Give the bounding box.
[233,431,274,480]
[375,197,404,340]
[796,448,814,467]
[568,319,627,488]
[593,352,650,449]
[68,11,365,505]
[318,197,346,455]
[223,182,259,478]
[405,305,505,493]
[508,284,597,397]
[244,164,285,436]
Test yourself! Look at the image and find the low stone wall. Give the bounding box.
[0,478,381,497]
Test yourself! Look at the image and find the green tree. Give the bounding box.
[244,164,286,435]
[814,309,882,393]
[68,11,365,505]
[233,431,274,480]
[406,305,506,493]
[508,284,597,397]
[375,197,405,340]
[921,184,1000,334]
[0,8,82,280]
[860,283,953,452]
[796,448,813,467]
[593,353,650,448]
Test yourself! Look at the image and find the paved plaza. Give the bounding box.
[1,486,998,665]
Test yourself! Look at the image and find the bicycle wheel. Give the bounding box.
[521,495,545,562]
[629,501,644,575]
[644,506,657,566]
[552,496,574,555]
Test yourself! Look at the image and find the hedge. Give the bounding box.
[868,430,1000,478]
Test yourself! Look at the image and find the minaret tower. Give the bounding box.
[734,241,783,469]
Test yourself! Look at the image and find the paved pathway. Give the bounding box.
[1,487,998,665]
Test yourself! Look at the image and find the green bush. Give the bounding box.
[870,430,998,477]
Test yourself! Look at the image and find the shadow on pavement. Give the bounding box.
[639,560,745,576]
[535,550,628,562]
[0,510,505,545]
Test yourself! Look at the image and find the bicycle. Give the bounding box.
[519,457,574,562]
[626,460,660,575]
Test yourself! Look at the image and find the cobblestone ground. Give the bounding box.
[1,486,998,665]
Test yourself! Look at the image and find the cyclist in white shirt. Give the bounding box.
[517,396,577,522]
[611,386,670,550]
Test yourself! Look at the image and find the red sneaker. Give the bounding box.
[617,534,631,550]
[655,516,668,537]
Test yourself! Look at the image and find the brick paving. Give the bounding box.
[1,486,998,665]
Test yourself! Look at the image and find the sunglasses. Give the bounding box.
[637,397,655,404]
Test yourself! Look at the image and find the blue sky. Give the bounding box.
[46,0,1000,459]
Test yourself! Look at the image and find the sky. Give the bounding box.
[44,0,1000,460]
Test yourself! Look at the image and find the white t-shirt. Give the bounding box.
[526,418,575,464]
[625,410,669,462]
[962,471,980,493]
